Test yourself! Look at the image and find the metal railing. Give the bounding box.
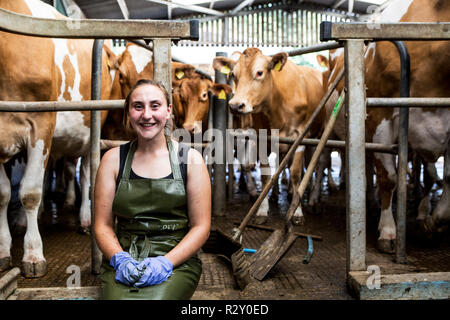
[321,21,450,275]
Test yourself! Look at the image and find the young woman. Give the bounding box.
[94,79,211,300]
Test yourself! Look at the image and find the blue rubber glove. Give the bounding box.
[110,251,142,286]
[134,256,173,287]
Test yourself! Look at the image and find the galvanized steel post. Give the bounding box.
[212,52,228,216]
[152,39,172,105]
[393,41,410,264]
[345,40,366,274]
[90,39,104,275]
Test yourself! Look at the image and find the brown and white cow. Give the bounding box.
[213,48,326,224]
[0,0,113,277]
[323,0,450,253]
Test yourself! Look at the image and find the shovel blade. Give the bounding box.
[248,229,298,281]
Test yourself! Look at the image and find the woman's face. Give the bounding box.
[128,84,171,140]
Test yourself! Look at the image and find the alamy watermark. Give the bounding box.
[366,265,381,289]
[66,264,81,288]
[170,122,280,175]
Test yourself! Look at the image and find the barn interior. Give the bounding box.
[0,0,449,301]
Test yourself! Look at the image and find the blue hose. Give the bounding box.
[303,236,314,264]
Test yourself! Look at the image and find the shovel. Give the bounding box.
[248,89,346,281]
[209,69,345,289]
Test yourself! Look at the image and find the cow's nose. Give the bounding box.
[229,102,245,112]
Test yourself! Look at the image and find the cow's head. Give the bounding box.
[213,48,288,114]
[173,77,232,134]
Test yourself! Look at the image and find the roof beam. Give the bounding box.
[116,0,129,19]
[143,0,224,16]
[231,0,255,14]
[332,0,347,9]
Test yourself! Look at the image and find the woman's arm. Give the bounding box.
[93,147,124,261]
[164,147,211,267]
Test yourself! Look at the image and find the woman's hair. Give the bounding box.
[123,79,172,139]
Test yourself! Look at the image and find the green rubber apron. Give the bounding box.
[101,136,202,300]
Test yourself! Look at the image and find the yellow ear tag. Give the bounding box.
[274,61,282,71]
[320,61,327,68]
[220,65,231,75]
[218,89,227,100]
[176,70,185,79]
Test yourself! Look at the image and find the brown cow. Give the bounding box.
[213,48,325,224]
[0,0,113,277]
[102,43,232,139]
[323,0,450,253]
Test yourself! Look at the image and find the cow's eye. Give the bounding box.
[256,71,263,78]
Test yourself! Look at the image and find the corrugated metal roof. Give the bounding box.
[71,0,383,20]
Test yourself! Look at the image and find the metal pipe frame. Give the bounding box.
[0,7,199,40]
[367,97,450,108]
[322,22,450,277]
[90,39,104,275]
[278,41,343,57]
[392,40,410,264]
[321,22,450,41]
[228,132,398,154]
[345,40,366,273]
[212,52,228,217]
[0,100,124,112]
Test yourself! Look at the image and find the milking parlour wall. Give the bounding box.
[0,6,198,298]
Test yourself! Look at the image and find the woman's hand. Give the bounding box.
[134,256,173,287]
[110,252,144,286]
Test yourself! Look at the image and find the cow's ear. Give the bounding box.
[209,83,232,100]
[316,54,329,69]
[268,52,288,72]
[213,57,235,76]
[103,44,120,69]
[172,63,196,81]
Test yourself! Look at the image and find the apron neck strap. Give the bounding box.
[122,136,182,180]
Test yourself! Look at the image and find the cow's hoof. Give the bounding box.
[22,261,47,278]
[0,257,12,271]
[292,216,305,226]
[376,239,395,254]
[77,226,91,235]
[254,216,268,225]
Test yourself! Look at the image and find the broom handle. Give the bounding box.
[286,89,346,223]
[234,68,345,239]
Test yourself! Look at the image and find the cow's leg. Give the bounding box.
[366,152,379,210]
[0,164,12,271]
[339,151,346,189]
[20,141,49,277]
[79,155,91,233]
[374,154,397,254]
[417,160,434,221]
[54,157,66,194]
[289,149,305,225]
[7,159,28,234]
[426,161,443,189]
[308,149,329,208]
[244,138,258,198]
[255,172,270,225]
[410,154,423,207]
[327,151,339,192]
[268,152,279,203]
[64,157,77,208]
[425,147,450,234]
